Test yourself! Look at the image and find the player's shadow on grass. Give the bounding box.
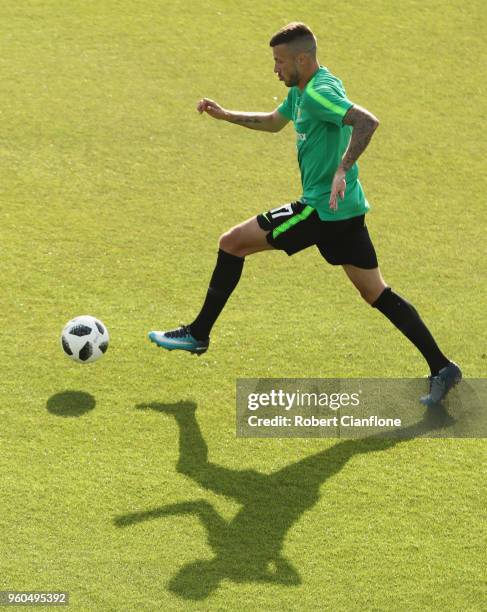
[114,400,454,600]
[46,391,96,417]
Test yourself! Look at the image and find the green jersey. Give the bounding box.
[278,66,370,221]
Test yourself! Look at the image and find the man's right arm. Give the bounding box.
[197,98,289,133]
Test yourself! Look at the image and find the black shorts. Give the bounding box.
[256,201,378,269]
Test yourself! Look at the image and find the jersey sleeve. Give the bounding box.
[277,90,293,119]
[305,82,353,126]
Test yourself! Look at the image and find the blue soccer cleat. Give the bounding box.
[420,361,462,406]
[148,325,209,356]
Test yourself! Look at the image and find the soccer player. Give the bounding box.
[149,22,461,405]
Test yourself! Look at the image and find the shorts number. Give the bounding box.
[269,204,293,219]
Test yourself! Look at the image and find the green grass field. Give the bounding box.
[1,1,486,610]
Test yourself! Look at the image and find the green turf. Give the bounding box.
[1,1,486,610]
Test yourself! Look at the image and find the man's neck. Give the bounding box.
[298,62,320,90]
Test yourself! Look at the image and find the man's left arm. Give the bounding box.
[329,105,379,210]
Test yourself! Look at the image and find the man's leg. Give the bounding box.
[189,217,273,340]
[149,216,272,353]
[342,264,449,373]
[342,264,461,403]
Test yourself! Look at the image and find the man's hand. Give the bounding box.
[196,98,227,120]
[329,166,346,211]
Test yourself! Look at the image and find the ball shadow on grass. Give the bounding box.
[47,391,96,417]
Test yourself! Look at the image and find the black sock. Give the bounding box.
[372,287,450,376]
[189,249,244,340]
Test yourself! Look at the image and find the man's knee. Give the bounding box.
[359,284,386,305]
[343,265,387,305]
[350,276,386,304]
[219,226,245,256]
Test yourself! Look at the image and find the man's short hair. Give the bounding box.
[269,22,317,55]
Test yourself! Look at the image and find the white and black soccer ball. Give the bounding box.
[61,315,109,363]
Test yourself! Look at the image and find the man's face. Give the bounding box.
[272,44,300,88]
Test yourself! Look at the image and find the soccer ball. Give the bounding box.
[61,315,109,363]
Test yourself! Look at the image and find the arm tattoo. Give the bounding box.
[340,106,379,171]
[232,115,264,125]
[226,111,274,131]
